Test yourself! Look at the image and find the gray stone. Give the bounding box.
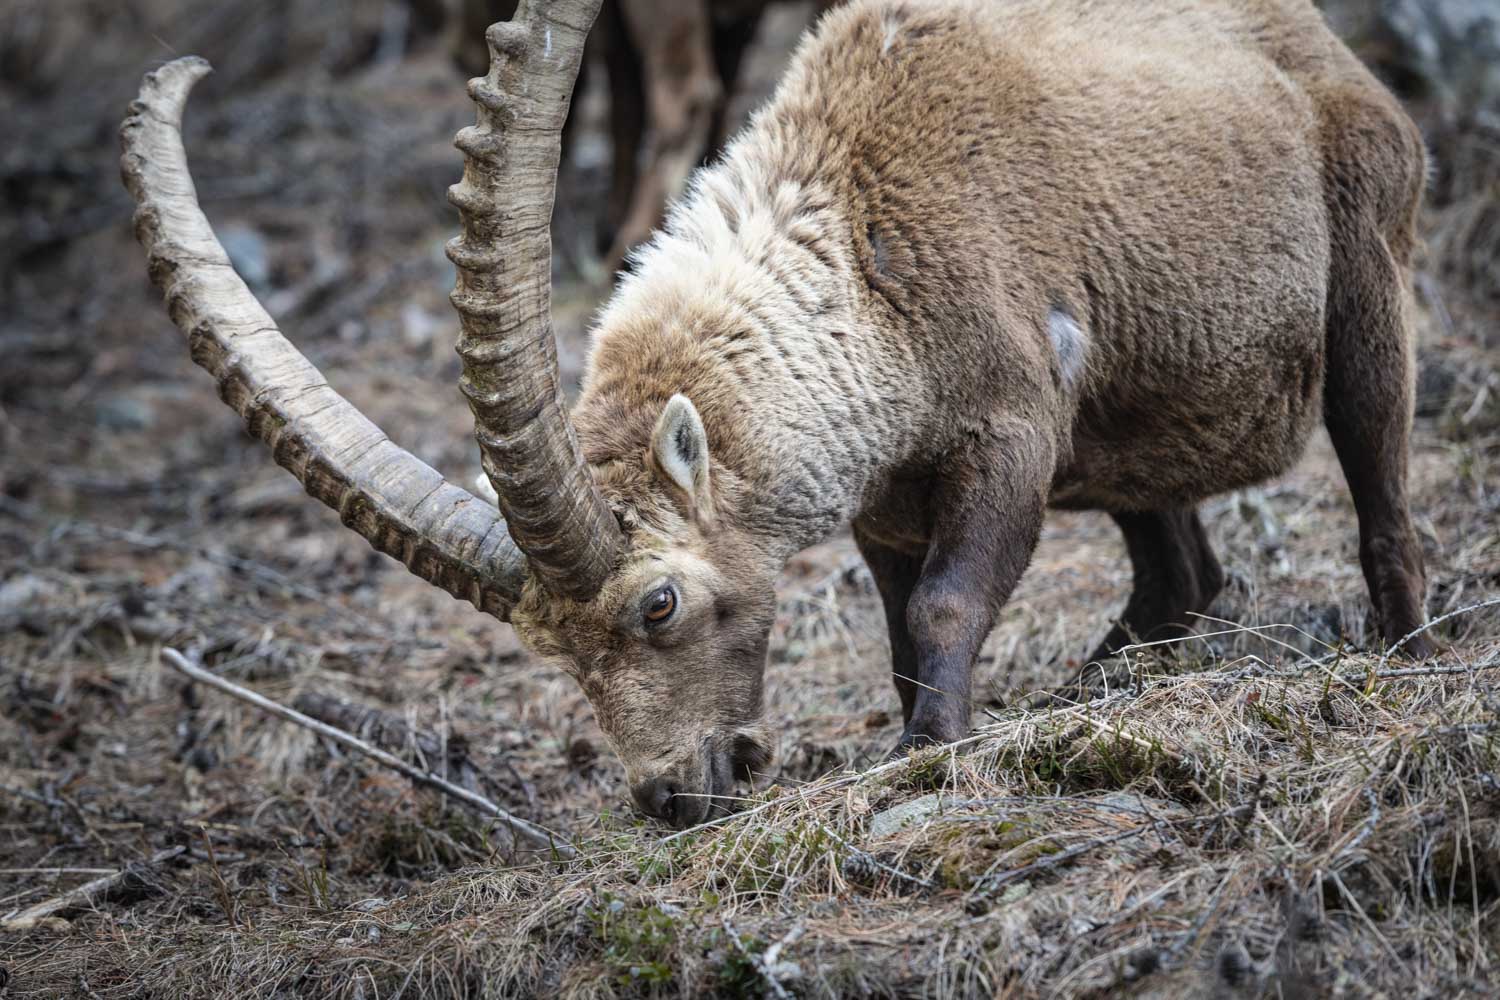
[0,573,61,616]
[869,793,945,839]
[94,392,156,430]
[219,222,272,291]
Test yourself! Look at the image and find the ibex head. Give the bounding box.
[503,389,781,827]
[121,0,775,827]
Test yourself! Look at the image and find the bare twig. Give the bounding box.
[1332,789,1382,871]
[0,847,185,930]
[1354,652,1500,681]
[1378,597,1500,670]
[160,648,574,858]
[721,914,796,1000]
[291,691,484,793]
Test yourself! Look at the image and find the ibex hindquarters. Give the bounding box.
[1073,39,1435,675]
[821,0,1432,739]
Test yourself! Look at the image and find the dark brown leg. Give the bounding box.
[1090,508,1224,661]
[599,0,644,258]
[1323,221,1431,657]
[900,425,1052,749]
[853,527,923,725]
[704,6,764,154]
[606,0,720,269]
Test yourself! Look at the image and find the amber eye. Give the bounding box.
[643,586,677,625]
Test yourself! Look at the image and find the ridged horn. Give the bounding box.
[447,0,623,601]
[120,57,529,621]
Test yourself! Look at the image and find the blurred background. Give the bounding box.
[0,1,1496,989]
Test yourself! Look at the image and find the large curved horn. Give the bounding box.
[120,58,528,620]
[447,0,623,600]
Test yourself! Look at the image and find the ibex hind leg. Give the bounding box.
[1053,508,1224,700]
[1323,218,1432,657]
[1312,82,1431,655]
[853,527,924,727]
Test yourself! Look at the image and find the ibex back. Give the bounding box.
[123,0,1430,829]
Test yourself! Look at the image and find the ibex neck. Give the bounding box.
[577,159,897,558]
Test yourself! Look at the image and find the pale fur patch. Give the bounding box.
[473,471,500,507]
[596,133,852,358]
[1048,306,1088,388]
[881,16,902,55]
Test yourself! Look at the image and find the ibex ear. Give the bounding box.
[649,394,713,521]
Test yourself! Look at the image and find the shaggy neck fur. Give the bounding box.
[574,125,912,558]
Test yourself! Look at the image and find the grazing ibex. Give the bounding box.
[123,0,1431,828]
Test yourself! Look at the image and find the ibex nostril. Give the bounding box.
[632,778,679,822]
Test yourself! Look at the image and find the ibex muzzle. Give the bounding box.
[122,0,1432,829]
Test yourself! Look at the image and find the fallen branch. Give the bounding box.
[161,648,574,858]
[1378,597,1500,671]
[0,846,185,931]
[291,691,481,791]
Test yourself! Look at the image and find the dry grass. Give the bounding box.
[12,633,1500,998]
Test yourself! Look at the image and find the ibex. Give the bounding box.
[122,0,1432,828]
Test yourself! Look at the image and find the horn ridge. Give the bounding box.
[446,0,622,601]
[120,57,529,621]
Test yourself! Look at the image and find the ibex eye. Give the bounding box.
[643,586,677,624]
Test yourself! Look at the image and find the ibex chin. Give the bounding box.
[122,0,1432,828]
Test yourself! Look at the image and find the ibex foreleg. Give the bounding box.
[898,423,1053,750]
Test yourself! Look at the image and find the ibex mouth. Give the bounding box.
[727,729,774,784]
[695,728,774,823]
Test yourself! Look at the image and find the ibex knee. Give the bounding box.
[907,583,986,660]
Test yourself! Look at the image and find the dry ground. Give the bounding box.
[2,1,1498,996]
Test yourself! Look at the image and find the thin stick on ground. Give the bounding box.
[0,846,185,931]
[1378,596,1500,670]
[160,648,575,858]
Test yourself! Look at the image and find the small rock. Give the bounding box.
[472,471,500,507]
[338,319,367,344]
[220,223,271,291]
[400,302,445,349]
[869,793,944,839]
[94,392,156,430]
[0,573,61,616]
[1091,791,1191,820]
